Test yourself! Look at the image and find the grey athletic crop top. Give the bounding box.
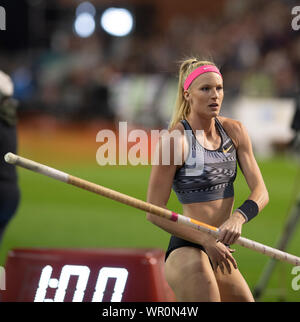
[172,118,237,204]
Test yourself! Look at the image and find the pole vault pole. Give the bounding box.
[4,152,300,267]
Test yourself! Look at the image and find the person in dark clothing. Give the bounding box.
[0,70,20,244]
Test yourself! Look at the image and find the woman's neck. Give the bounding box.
[186,113,216,135]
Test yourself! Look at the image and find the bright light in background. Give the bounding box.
[74,13,95,38]
[76,1,96,17]
[100,8,134,37]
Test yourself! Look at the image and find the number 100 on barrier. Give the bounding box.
[34,265,129,302]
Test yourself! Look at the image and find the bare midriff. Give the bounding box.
[182,196,234,228]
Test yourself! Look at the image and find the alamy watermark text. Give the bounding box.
[292,6,300,31]
[0,6,6,31]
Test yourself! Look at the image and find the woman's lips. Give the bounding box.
[208,103,219,110]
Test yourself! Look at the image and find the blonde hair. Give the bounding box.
[168,58,217,130]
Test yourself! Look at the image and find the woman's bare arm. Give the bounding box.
[218,119,269,244]
[235,121,269,210]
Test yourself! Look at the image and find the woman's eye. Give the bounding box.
[217,86,223,91]
[201,87,209,91]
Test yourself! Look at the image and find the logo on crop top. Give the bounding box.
[222,144,233,154]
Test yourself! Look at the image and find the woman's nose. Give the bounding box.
[211,88,219,98]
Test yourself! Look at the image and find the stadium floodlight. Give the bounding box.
[74,12,95,38]
[100,7,134,37]
[76,1,96,17]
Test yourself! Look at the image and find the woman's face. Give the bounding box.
[184,72,224,119]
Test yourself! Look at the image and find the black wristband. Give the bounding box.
[235,200,259,223]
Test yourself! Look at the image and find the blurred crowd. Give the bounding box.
[0,0,299,124]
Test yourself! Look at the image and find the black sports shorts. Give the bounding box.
[165,235,208,261]
[165,235,231,267]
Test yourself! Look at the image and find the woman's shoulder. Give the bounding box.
[218,116,244,134]
[162,121,186,143]
[160,122,186,147]
[168,120,185,134]
[217,116,242,129]
[217,116,245,147]
[156,122,186,166]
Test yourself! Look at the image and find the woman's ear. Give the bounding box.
[183,90,190,101]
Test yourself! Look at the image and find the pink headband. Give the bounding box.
[184,65,222,91]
